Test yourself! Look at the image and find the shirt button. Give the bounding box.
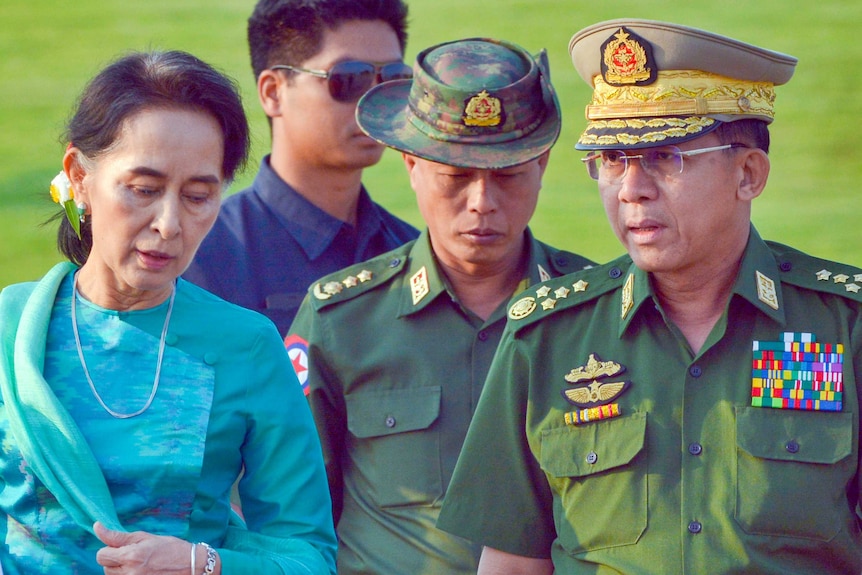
[785,440,800,454]
[608,267,622,279]
[689,365,703,378]
[586,451,598,465]
[477,330,489,341]
[779,261,793,272]
[688,521,702,534]
[385,416,396,428]
[388,258,401,268]
[688,443,703,456]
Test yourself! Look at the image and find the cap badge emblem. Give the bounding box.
[464,90,502,127]
[601,27,656,87]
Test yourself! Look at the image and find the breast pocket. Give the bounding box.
[346,386,442,508]
[539,412,648,554]
[735,406,854,541]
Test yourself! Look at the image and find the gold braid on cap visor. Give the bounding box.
[585,70,776,120]
[579,70,776,147]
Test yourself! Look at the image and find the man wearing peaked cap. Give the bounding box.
[286,37,594,575]
[439,20,862,574]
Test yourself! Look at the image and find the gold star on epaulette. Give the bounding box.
[313,280,344,300]
[357,270,373,282]
[554,286,571,299]
[816,269,832,281]
[573,280,589,292]
[343,275,359,288]
[834,274,850,284]
[541,298,557,310]
[536,286,551,298]
[847,284,861,294]
[855,274,862,283]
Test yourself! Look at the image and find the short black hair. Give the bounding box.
[715,119,770,154]
[247,0,409,80]
[58,50,250,265]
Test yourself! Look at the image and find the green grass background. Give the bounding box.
[2,0,859,288]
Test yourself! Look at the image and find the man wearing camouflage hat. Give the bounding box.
[286,37,594,575]
[438,20,862,574]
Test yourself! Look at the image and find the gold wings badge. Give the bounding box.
[562,353,630,408]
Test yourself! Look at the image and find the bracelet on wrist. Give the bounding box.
[197,541,217,575]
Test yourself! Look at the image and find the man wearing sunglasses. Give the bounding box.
[287,37,594,575]
[439,20,862,575]
[185,0,418,337]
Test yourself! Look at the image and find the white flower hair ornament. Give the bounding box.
[49,171,84,239]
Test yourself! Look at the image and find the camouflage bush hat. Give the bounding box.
[356,37,561,169]
[568,19,797,150]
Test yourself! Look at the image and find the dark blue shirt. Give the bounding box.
[184,156,419,336]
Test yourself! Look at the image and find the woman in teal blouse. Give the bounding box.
[0,50,336,574]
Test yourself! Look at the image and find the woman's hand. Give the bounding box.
[94,521,197,575]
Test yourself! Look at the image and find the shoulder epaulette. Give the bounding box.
[768,241,862,303]
[308,243,412,311]
[507,255,631,330]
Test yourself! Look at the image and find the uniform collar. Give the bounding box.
[617,225,785,338]
[253,155,382,261]
[397,228,548,319]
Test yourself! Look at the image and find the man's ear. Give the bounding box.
[257,69,284,118]
[737,148,770,201]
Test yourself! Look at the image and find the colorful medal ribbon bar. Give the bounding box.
[751,332,843,411]
[564,403,621,425]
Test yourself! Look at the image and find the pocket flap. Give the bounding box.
[540,412,646,478]
[736,406,852,464]
[346,386,441,439]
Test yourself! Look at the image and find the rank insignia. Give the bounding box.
[508,296,537,320]
[751,332,844,412]
[573,279,589,292]
[313,280,344,300]
[357,270,373,282]
[755,270,779,310]
[343,275,359,288]
[562,353,631,409]
[621,274,634,320]
[601,27,656,87]
[463,90,502,127]
[410,266,430,305]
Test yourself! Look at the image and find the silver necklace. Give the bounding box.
[71,273,176,419]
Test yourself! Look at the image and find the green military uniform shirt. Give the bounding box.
[288,228,593,575]
[438,227,862,574]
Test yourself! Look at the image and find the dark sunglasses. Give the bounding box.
[270,60,413,103]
